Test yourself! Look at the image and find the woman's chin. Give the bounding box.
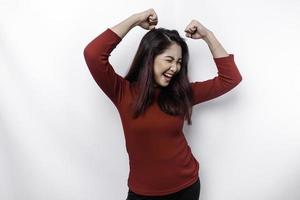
[154,77,171,87]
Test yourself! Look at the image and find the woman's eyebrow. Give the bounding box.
[165,56,182,60]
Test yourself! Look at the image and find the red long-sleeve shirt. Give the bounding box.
[83,28,242,196]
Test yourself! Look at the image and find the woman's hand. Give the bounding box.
[134,8,158,30]
[184,19,212,40]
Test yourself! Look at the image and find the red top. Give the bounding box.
[83,28,242,196]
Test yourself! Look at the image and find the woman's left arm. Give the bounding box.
[203,30,229,58]
[184,19,229,58]
[185,20,243,105]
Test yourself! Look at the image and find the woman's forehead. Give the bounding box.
[160,49,182,59]
[156,53,181,60]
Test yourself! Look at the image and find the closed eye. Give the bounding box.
[166,60,182,64]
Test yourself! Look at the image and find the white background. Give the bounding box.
[1,0,300,200]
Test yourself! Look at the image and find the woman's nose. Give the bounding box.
[170,63,177,71]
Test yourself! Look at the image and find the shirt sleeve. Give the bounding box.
[190,54,242,106]
[83,28,128,107]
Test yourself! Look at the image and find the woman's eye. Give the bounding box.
[166,60,181,64]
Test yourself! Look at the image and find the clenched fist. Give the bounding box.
[134,8,158,30]
[184,19,211,40]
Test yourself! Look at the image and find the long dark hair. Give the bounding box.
[124,27,194,125]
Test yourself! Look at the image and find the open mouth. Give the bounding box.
[162,72,173,81]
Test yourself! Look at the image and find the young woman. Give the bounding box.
[83,8,242,200]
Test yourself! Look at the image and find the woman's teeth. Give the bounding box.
[163,73,171,81]
[165,73,172,77]
[163,73,172,77]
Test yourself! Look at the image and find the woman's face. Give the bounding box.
[153,43,182,87]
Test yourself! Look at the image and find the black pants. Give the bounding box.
[126,178,201,200]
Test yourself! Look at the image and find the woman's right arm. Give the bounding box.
[83,9,158,107]
[110,8,158,38]
[83,14,140,107]
[110,14,140,39]
[111,8,158,38]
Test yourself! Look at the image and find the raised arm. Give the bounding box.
[110,14,140,39]
[184,20,242,105]
[83,14,138,107]
[203,30,230,58]
[83,9,158,107]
